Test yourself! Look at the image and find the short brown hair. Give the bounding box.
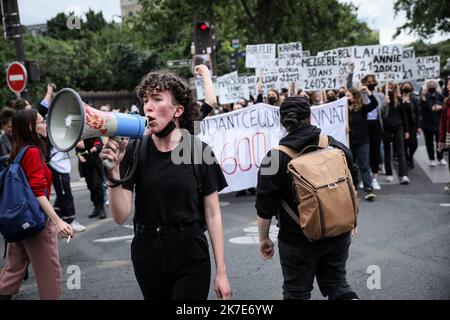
[136,71,200,134]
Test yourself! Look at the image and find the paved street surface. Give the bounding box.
[2,141,450,300]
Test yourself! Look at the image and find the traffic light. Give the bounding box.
[230,51,237,71]
[1,0,22,40]
[194,20,213,54]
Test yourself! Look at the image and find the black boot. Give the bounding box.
[97,206,106,219]
[88,206,99,218]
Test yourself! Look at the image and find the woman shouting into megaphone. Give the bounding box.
[100,71,231,300]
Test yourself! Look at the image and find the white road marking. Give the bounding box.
[229,225,279,245]
[93,235,133,243]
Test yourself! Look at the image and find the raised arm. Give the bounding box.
[195,64,217,108]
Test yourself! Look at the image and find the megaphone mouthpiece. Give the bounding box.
[48,88,148,152]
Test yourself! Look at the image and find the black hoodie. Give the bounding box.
[255,124,359,245]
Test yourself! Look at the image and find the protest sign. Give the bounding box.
[216,71,244,104]
[245,44,276,68]
[297,55,340,90]
[198,99,348,193]
[400,47,418,81]
[278,42,305,59]
[353,44,403,82]
[416,55,440,79]
[318,46,354,87]
[238,76,257,100]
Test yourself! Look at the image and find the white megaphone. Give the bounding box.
[47,88,147,169]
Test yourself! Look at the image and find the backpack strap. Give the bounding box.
[299,134,330,155]
[318,134,329,148]
[13,146,49,198]
[281,199,300,226]
[276,145,300,159]
[190,135,207,231]
[13,145,33,164]
[276,135,329,160]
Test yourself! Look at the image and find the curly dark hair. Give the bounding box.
[136,71,200,134]
[281,112,310,133]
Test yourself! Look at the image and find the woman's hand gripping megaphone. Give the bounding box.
[100,138,128,174]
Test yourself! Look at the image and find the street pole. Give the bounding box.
[1,0,27,98]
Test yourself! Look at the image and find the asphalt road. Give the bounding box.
[2,143,450,300]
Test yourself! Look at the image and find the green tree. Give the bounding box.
[394,0,450,38]
[0,27,17,108]
[46,9,109,41]
[127,0,377,76]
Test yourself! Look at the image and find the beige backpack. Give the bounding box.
[277,135,358,241]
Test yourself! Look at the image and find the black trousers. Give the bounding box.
[423,128,443,161]
[131,222,211,300]
[79,160,104,208]
[405,126,418,165]
[50,167,75,224]
[383,126,408,177]
[367,120,383,174]
[278,233,355,300]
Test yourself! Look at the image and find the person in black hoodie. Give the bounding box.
[381,82,410,184]
[346,87,378,200]
[420,80,445,167]
[255,96,359,300]
[400,82,420,169]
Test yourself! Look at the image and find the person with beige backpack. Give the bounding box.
[255,96,359,300]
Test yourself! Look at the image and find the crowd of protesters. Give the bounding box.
[201,71,450,200]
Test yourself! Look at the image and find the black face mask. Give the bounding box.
[367,84,377,91]
[428,88,436,94]
[338,92,345,99]
[327,96,337,102]
[154,121,176,137]
[268,96,277,105]
[402,87,411,94]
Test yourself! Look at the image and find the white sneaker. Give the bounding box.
[444,183,450,192]
[429,160,437,167]
[70,220,86,233]
[386,175,394,182]
[372,178,381,190]
[400,176,410,185]
[439,159,447,166]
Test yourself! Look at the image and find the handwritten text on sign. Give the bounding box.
[416,56,440,79]
[297,56,340,90]
[245,44,276,68]
[198,99,348,193]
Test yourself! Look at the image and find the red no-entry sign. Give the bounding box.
[6,61,27,94]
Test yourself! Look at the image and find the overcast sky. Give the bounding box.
[19,0,446,45]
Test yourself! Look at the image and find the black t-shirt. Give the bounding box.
[121,135,227,226]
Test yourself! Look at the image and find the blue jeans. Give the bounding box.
[351,142,373,192]
[278,234,356,300]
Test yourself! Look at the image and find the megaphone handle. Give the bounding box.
[103,158,116,171]
[102,136,122,171]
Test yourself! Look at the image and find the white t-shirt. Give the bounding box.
[48,148,71,173]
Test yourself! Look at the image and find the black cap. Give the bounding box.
[280,96,311,120]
